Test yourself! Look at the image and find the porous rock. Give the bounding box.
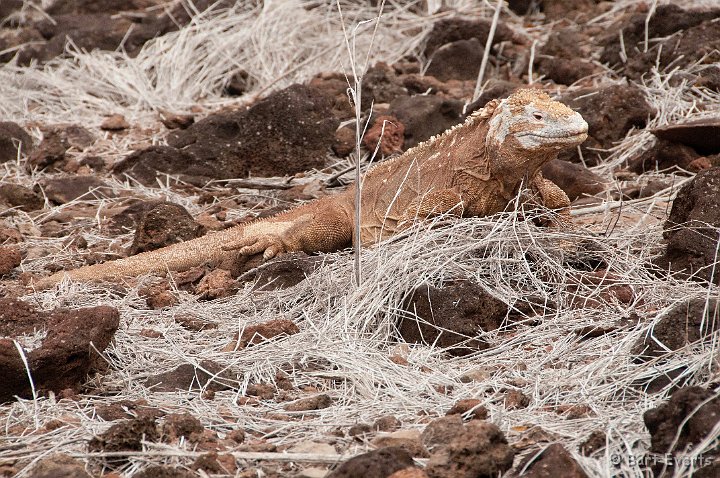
[421,415,465,451]
[559,85,654,165]
[425,39,484,82]
[40,176,114,204]
[144,360,237,392]
[626,139,700,174]
[422,18,515,57]
[241,252,327,291]
[224,319,300,351]
[0,246,21,276]
[652,118,720,156]
[399,280,508,356]
[541,159,608,201]
[389,95,464,149]
[0,299,119,403]
[0,183,44,211]
[131,466,195,478]
[363,115,405,156]
[656,168,720,282]
[515,443,589,478]
[0,122,33,163]
[88,416,159,454]
[327,447,415,478]
[633,298,720,361]
[129,202,205,255]
[27,453,92,478]
[424,421,515,478]
[643,386,720,476]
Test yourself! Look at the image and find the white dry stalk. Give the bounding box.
[472,0,504,101]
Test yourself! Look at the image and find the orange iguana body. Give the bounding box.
[33,89,588,289]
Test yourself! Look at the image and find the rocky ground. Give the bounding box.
[1,0,720,477]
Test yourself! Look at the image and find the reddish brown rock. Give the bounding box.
[652,118,720,155]
[224,319,300,351]
[426,39,483,82]
[162,413,204,443]
[446,399,488,420]
[40,175,114,204]
[560,85,655,165]
[27,453,92,478]
[129,202,205,255]
[656,168,720,282]
[421,415,465,451]
[541,159,608,201]
[633,299,720,362]
[327,447,415,478]
[399,280,508,356]
[0,122,33,163]
[0,246,21,276]
[284,394,332,412]
[88,416,159,454]
[116,84,339,184]
[422,18,516,57]
[0,183,44,211]
[363,115,405,156]
[388,470,428,478]
[388,95,463,149]
[626,139,700,174]
[644,386,720,477]
[517,443,589,478]
[241,252,326,291]
[195,269,237,299]
[0,299,119,402]
[100,114,130,131]
[425,421,514,478]
[144,360,237,392]
[580,430,606,456]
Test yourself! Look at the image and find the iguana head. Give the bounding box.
[483,89,588,175]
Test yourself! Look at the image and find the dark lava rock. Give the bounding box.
[422,18,516,58]
[327,446,415,478]
[507,0,535,15]
[389,95,463,150]
[516,443,589,478]
[0,183,44,211]
[88,416,159,454]
[115,84,338,184]
[560,85,655,165]
[0,122,33,163]
[144,360,237,392]
[579,430,606,456]
[162,413,204,442]
[652,119,720,156]
[464,79,520,114]
[541,159,608,201]
[40,176,114,204]
[600,5,720,68]
[224,319,300,351]
[46,0,154,15]
[643,386,720,476]
[425,421,515,478]
[241,252,326,290]
[656,168,720,282]
[625,18,720,81]
[399,281,508,356]
[0,0,22,21]
[128,202,205,255]
[283,393,333,412]
[633,298,720,361]
[426,39,484,82]
[0,246,21,276]
[536,57,595,86]
[0,299,119,403]
[421,415,465,451]
[28,129,70,170]
[27,453,92,478]
[626,139,700,174]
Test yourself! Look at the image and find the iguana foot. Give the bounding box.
[222,236,287,260]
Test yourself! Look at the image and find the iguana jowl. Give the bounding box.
[33,89,588,289]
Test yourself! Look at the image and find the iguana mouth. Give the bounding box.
[519,130,588,140]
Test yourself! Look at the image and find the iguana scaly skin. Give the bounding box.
[33,89,588,289]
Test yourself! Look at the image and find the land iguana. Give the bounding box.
[32,89,588,289]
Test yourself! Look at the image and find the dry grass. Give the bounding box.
[1,1,720,477]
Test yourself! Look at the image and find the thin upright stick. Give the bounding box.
[473,0,504,101]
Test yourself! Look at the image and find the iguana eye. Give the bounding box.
[533,112,544,120]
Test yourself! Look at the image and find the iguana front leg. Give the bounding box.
[222,196,354,259]
[529,172,572,227]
